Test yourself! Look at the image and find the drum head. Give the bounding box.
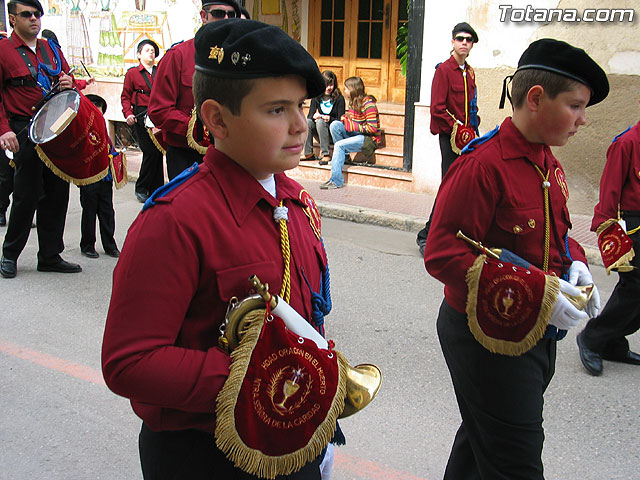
[29,90,81,144]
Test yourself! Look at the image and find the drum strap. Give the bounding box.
[9,38,56,93]
[134,66,156,106]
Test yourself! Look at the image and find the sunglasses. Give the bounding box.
[15,9,42,18]
[454,35,474,43]
[204,8,237,19]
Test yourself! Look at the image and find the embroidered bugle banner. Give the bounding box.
[216,309,346,479]
[465,255,559,356]
[596,219,635,274]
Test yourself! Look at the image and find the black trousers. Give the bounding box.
[133,106,165,196]
[416,134,459,245]
[0,149,13,212]
[138,423,322,480]
[437,300,556,480]
[581,215,640,357]
[166,145,203,181]
[2,118,70,263]
[79,180,117,252]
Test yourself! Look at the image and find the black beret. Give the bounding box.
[137,39,159,58]
[194,19,325,98]
[9,0,44,15]
[452,22,478,43]
[516,38,609,106]
[86,94,107,114]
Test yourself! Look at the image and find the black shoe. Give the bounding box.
[81,249,99,259]
[318,160,329,166]
[37,259,82,273]
[577,332,603,376]
[105,248,120,258]
[0,210,6,226]
[602,350,640,365]
[301,154,317,161]
[0,256,17,278]
[135,191,149,203]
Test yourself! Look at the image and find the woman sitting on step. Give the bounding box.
[302,70,345,162]
[320,76,381,190]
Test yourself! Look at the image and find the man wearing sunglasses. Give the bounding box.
[416,22,480,256]
[0,0,81,278]
[148,0,241,181]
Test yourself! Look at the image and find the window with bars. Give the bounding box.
[320,0,345,57]
[357,0,384,59]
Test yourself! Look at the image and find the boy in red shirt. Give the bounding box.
[425,39,608,479]
[577,100,640,376]
[103,19,337,480]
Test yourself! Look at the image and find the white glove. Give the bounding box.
[568,260,601,318]
[549,279,589,330]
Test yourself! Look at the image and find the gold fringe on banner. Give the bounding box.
[35,145,109,186]
[465,255,560,356]
[110,152,128,190]
[215,309,347,479]
[147,128,166,155]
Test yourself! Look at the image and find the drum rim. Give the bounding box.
[29,90,82,144]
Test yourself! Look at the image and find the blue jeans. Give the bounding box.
[329,121,365,187]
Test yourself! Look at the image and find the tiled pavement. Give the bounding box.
[124,149,601,265]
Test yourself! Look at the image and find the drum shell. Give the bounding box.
[34,92,112,185]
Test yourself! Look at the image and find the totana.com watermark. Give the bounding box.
[499,5,635,23]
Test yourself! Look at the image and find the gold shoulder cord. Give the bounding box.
[463,70,468,126]
[277,200,292,303]
[532,165,551,272]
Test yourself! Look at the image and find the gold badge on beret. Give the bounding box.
[209,46,224,63]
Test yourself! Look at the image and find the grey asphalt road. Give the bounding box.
[0,183,638,480]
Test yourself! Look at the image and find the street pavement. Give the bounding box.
[0,174,638,480]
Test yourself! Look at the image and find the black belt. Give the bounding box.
[6,77,39,88]
[9,115,32,123]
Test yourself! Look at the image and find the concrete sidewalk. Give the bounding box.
[124,149,601,266]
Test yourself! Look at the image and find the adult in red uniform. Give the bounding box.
[417,22,479,254]
[0,0,81,278]
[577,112,640,376]
[147,0,240,181]
[102,19,331,479]
[121,39,164,203]
[425,39,608,479]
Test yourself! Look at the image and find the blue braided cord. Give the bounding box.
[563,234,573,281]
[37,39,62,95]
[469,90,479,133]
[543,234,572,340]
[320,238,332,313]
[142,162,199,211]
[461,125,499,155]
[301,239,333,332]
[612,126,631,144]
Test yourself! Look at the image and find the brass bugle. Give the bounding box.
[220,276,382,419]
[456,230,594,311]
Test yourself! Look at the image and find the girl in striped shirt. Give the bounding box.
[321,76,380,189]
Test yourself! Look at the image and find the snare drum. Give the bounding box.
[29,90,111,185]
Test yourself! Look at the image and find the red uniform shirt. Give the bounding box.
[592,122,640,230]
[0,32,71,135]
[102,148,328,432]
[430,55,478,135]
[147,39,195,148]
[121,63,155,117]
[425,117,587,313]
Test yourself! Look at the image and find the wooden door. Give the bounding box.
[309,0,406,104]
